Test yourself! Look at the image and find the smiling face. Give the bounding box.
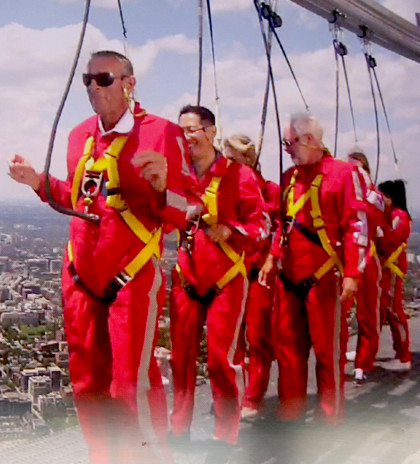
[178,112,216,158]
[85,55,135,130]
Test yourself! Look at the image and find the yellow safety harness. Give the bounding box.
[177,171,247,297]
[284,170,343,281]
[68,135,162,295]
[383,243,406,279]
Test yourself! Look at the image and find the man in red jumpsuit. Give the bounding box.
[260,113,368,425]
[224,134,280,418]
[9,50,193,464]
[169,106,266,445]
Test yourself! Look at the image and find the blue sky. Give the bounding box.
[1,0,419,213]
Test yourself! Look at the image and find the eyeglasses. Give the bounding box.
[282,136,301,148]
[181,126,206,135]
[82,72,127,87]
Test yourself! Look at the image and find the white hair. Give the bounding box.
[289,112,323,143]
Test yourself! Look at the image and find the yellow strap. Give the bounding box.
[71,136,95,209]
[119,209,161,259]
[286,174,323,219]
[85,157,108,172]
[70,135,161,283]
[104,136,129,210]
[313,255,337,280]
[384,243,406,279]
[201,176,222,225]
[369,241,377,258]
[123,228,162,277]
[67,241,74,263]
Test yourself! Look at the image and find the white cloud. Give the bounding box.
[211,0,252,13]
[48,0,136,9]
[0,22,196,199]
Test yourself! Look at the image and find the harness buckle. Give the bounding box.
[81,171,104,213]
[280,216,295,247]
[113,270,132,288]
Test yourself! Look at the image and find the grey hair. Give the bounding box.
[289,112,323,143]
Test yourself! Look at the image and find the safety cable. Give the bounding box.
[259,2,309,113]
[205,0,222,147]
[329,11,358,157]
[197,0,204,105]
[43,0,99,223]
[256,0,276,159]
[371,62,399,169]
[332,40,340,158]
[253,0,283,192]
[117,0,127,39]
[363,46,381,183]
[117,0,129,55]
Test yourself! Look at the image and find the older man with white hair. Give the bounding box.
[260,113,368,425]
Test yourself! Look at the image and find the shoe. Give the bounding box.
[353,368,366,385]
[380,359,412,371]
[241,406,258,419]
[346,350,356,362]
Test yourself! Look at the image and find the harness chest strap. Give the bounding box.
[383,243,406,279]
[69,135,161,288]
[285,171,343,281]
[177,171,247,292]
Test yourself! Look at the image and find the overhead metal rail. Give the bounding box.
[288,0,420,63]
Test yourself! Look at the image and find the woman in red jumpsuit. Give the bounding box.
[224,134,279,418]
[377,179,412,371]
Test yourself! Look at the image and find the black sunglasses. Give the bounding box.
[82,72,127,87]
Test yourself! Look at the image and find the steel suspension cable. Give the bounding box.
[253,0,284,191]
[364,49,381,183]
[205,0,222,147]
[256,0,276,159]
[43,0,98,222]
[371,66,399,168]
[117,0,129,55]
[197,0,204,105]
[269,24,310,113]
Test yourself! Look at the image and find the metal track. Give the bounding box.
[288,0,420,62]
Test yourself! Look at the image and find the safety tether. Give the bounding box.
[256,0,276,159]
[358,28,399,182]
[253,0,283,188]
[197,0,204,105]
[329,10,359,158]
[43,0,97,222]
[258,1,310,113]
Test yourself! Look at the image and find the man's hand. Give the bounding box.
[258,254,276,288]
[207,224,232,243]
[8,155,41,190]
[132,150,167,192]
[340,277,358,303]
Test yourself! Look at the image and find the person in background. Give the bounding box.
[259,113,368,425]
[170,106,266,447]
[345,151,384,384]
[377,179,412,371]
[224,134,279,418]
[9,50,194,464]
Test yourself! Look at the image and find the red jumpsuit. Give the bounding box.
[345,168,384,373]
[379,207,411,363]
[169,155,266,444]
[242,174,280,411]
[271,153,367,425]
[37,104,192,464]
